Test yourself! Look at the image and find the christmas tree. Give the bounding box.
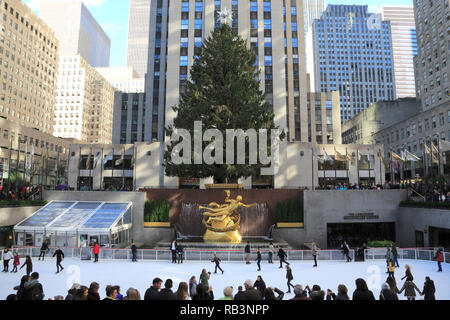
[164,23,283,183]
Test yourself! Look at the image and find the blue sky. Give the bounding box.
[25,0,413,68]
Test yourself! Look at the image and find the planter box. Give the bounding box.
[276,222,304,228]
[144,222,171,228]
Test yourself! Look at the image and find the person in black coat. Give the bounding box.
[23,272,44,300]
[286,265,294,294]
[159,279,177,300]
[233,286,245,300]
[235,280,262,300]
[211,253,224,274]
[277,246,289,269]
[192,284,214,300]
[131,243,138,262]
[401,265,414,282]
[263,287,284,300]
[144,278,163,300]
[422,277,436,300]
[256,250,262,271]
[379,282,398,300]
[253,276,266,295]
[52,247,64,273]
[14,275,30,301]
[170,240,178,264]
[352,278,375,300]
[38,241,49,261]
[341,241,352,262]
[19,256,33,276]
[245,242,251,264]
[176,243,184,264]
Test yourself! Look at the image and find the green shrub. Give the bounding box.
[367,240,394,248]
[144,199,170,222]
[275,198,303,223]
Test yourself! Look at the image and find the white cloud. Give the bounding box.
[26,0,107,12]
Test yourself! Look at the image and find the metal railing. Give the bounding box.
[8,246,447,263]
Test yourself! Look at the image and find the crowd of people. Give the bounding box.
[0,185,42,201]
[2,240,444,301]
[3,265,439,301]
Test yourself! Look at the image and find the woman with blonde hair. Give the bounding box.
[124,288,141,300]
[175,282,190,300]
[401,264,413,282]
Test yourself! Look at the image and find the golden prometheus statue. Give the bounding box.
[200,190,257,243]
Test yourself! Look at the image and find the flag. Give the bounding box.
[368,152,376,171]
[85,151,92,169]
[431,142,444,161]
[403,150,420,162]
[335,148,347,162]
[115,148,125,166]
[323,150,334,163]
[28,144,34,171]
[54,151,60,173]
[425,144,438,164]
[381,154,390,169]
[94,151,101,168]
[393,160,399,173]
[314,155,325,164]
[103,151,113,165]
[439,140,450,152]
[24,143,28,175]
[391,151,404,162]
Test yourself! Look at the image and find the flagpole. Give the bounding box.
[6,136,12,192]
[437,136,442,177]
[122,145,126,190]
[100,147,104,191]
[78,146,81,190]
[90,146,93,190]
[15,138,21,193]
[345,148,349,183]
[133,145,136,191]
[357,149,360,186]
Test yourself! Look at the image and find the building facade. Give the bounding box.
[68,141,385,191]
[413,0,449,111]
[0,117,72,190]
[127,0,152,78]
[53,55,115,144]
[379,6,417,98]
[96,67,145,93]
[307,91,342,144]
[0,0,59,135]
[112,92,147,144]
[39,0,110,67]
[135,0,310,147]
[307,5,397,122]
[303,0,325,36]
[342,98,420,145]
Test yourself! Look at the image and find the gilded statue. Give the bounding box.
[200,190,257,243]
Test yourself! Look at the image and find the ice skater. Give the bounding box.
[312,242,320,267]
[256,250,262,271]
[20,256,33,276]
[385,247,393,273]
[277,246,289,269]
[38,240,49,261]
[52,247,65,273]
[388,259,396,280]
[211,253,224,274]
[391,243,400,268]
[2,249,13,272]
[11,252,20,273]
[286,265,294,294]
[177,242,184,264]
[268,243,274,264]
[131,243,138,262]
[93,243,100,263]
[170,240,178,264]
[434,248,443,272]
[245,242,251,265]
[341,241,352,262]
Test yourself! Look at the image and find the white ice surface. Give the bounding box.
[1,258,448,300]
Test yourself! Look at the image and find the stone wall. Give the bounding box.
[0,206,42,227]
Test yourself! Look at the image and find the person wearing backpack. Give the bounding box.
[23,272,44,300]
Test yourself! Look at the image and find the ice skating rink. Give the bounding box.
[1,258,448,300]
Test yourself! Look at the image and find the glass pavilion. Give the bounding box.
[13,201,133,248]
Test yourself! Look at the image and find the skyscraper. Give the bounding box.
[413,0,449,111]
[39,0,110,67]
[131,0,310,144]
[303,0,325,36]
[126,0,152,78]
[307,5,396,122]
[379,6,417,99]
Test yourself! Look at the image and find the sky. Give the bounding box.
[24,0,413,68]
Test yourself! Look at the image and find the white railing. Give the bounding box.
[8,246,447,263]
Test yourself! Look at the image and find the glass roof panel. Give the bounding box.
[16,202,75,228]
[50,202,103,229]
[81,202,130,229]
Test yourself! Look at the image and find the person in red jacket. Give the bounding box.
[435,249,444,272]
[11,252,20,273]
[93,243,100,263]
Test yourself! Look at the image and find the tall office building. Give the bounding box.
[0,0,59,135]
[307,5,396,122]
[303,0,325,36]
[135,0,309,144]
[39,0,110,67]
[53,55,114,144]
[96,67,146,93]
[126,0,152,78]
[379,6,417,99]
[413,0,450,111]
